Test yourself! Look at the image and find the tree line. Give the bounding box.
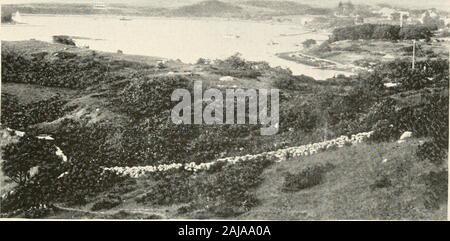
[330,24,434,42]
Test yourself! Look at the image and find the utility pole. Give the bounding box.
[400,14,403,28]
[412,40,416,70]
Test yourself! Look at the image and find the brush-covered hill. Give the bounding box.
[168,0,243,17]
[1,1,331,19]
[1,40,448,219]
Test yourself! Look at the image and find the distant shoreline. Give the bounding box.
[6,13,320,28]
[277,51,355,73]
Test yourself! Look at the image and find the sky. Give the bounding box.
[1,0,449,10]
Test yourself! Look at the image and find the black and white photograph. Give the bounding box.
[0,0,448,221]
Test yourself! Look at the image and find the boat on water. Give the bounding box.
[12,11,22,23]
[224,34,240,39]
[119,17,132,21]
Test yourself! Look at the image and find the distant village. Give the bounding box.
[334,1,449,29]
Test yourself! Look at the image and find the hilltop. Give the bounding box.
[168,0,243,17]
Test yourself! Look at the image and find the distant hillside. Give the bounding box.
[0,3,168,16]
[241,0,309,13]
[1,9,14,23]
[169,0,243,17]
[240,0,331,15]
[0,1,330,19]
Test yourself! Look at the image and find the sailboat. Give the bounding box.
[119,16,132,21]
[12,11,22,23]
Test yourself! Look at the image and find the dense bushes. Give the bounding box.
[115,74,201,164]
[282,163,335,192]
[415,93,448,166]
[359,90,448,143]
[272,70,313,91]
[302,39,317,48]
[211,54,262,79]
[53,35,76,46]
[0,131,125,213]
[91,194,122,211]
[119,75,193,118]
[1,94,74,130]
[2,134,60,186]
[1,47,109,89]
[330,24,433,42]
[137,157,273,216]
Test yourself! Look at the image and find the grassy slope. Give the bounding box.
[43,138,446,220]
[240,138,446,220]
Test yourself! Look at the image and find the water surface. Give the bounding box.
[1,15,352,79]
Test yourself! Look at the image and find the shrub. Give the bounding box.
[2,134,62,186]
[91,194,122,211]
[212,54,262,79]
[53,35,76,46]
[370,175,392,190]
[137,157,273,216]
[136,171,194,205]
[316,40,332,52]
[282,163,335,192]
[422,170,448,210]
[272,70,313,91]
[0,95,74,130]
[119,75,193,117]
[280,102,320,133]
[1,47,110,89]
[416,142,447,165]
[302,39,317,48]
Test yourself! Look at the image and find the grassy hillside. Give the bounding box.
[37,138,444,220]
[243,139,446,220]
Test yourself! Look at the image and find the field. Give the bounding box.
[0,39,448,219]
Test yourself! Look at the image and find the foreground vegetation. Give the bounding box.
[0,40,448,219]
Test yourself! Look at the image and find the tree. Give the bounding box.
[1,12,12,23]
[302,39,317,48]
[2,134,60,186]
